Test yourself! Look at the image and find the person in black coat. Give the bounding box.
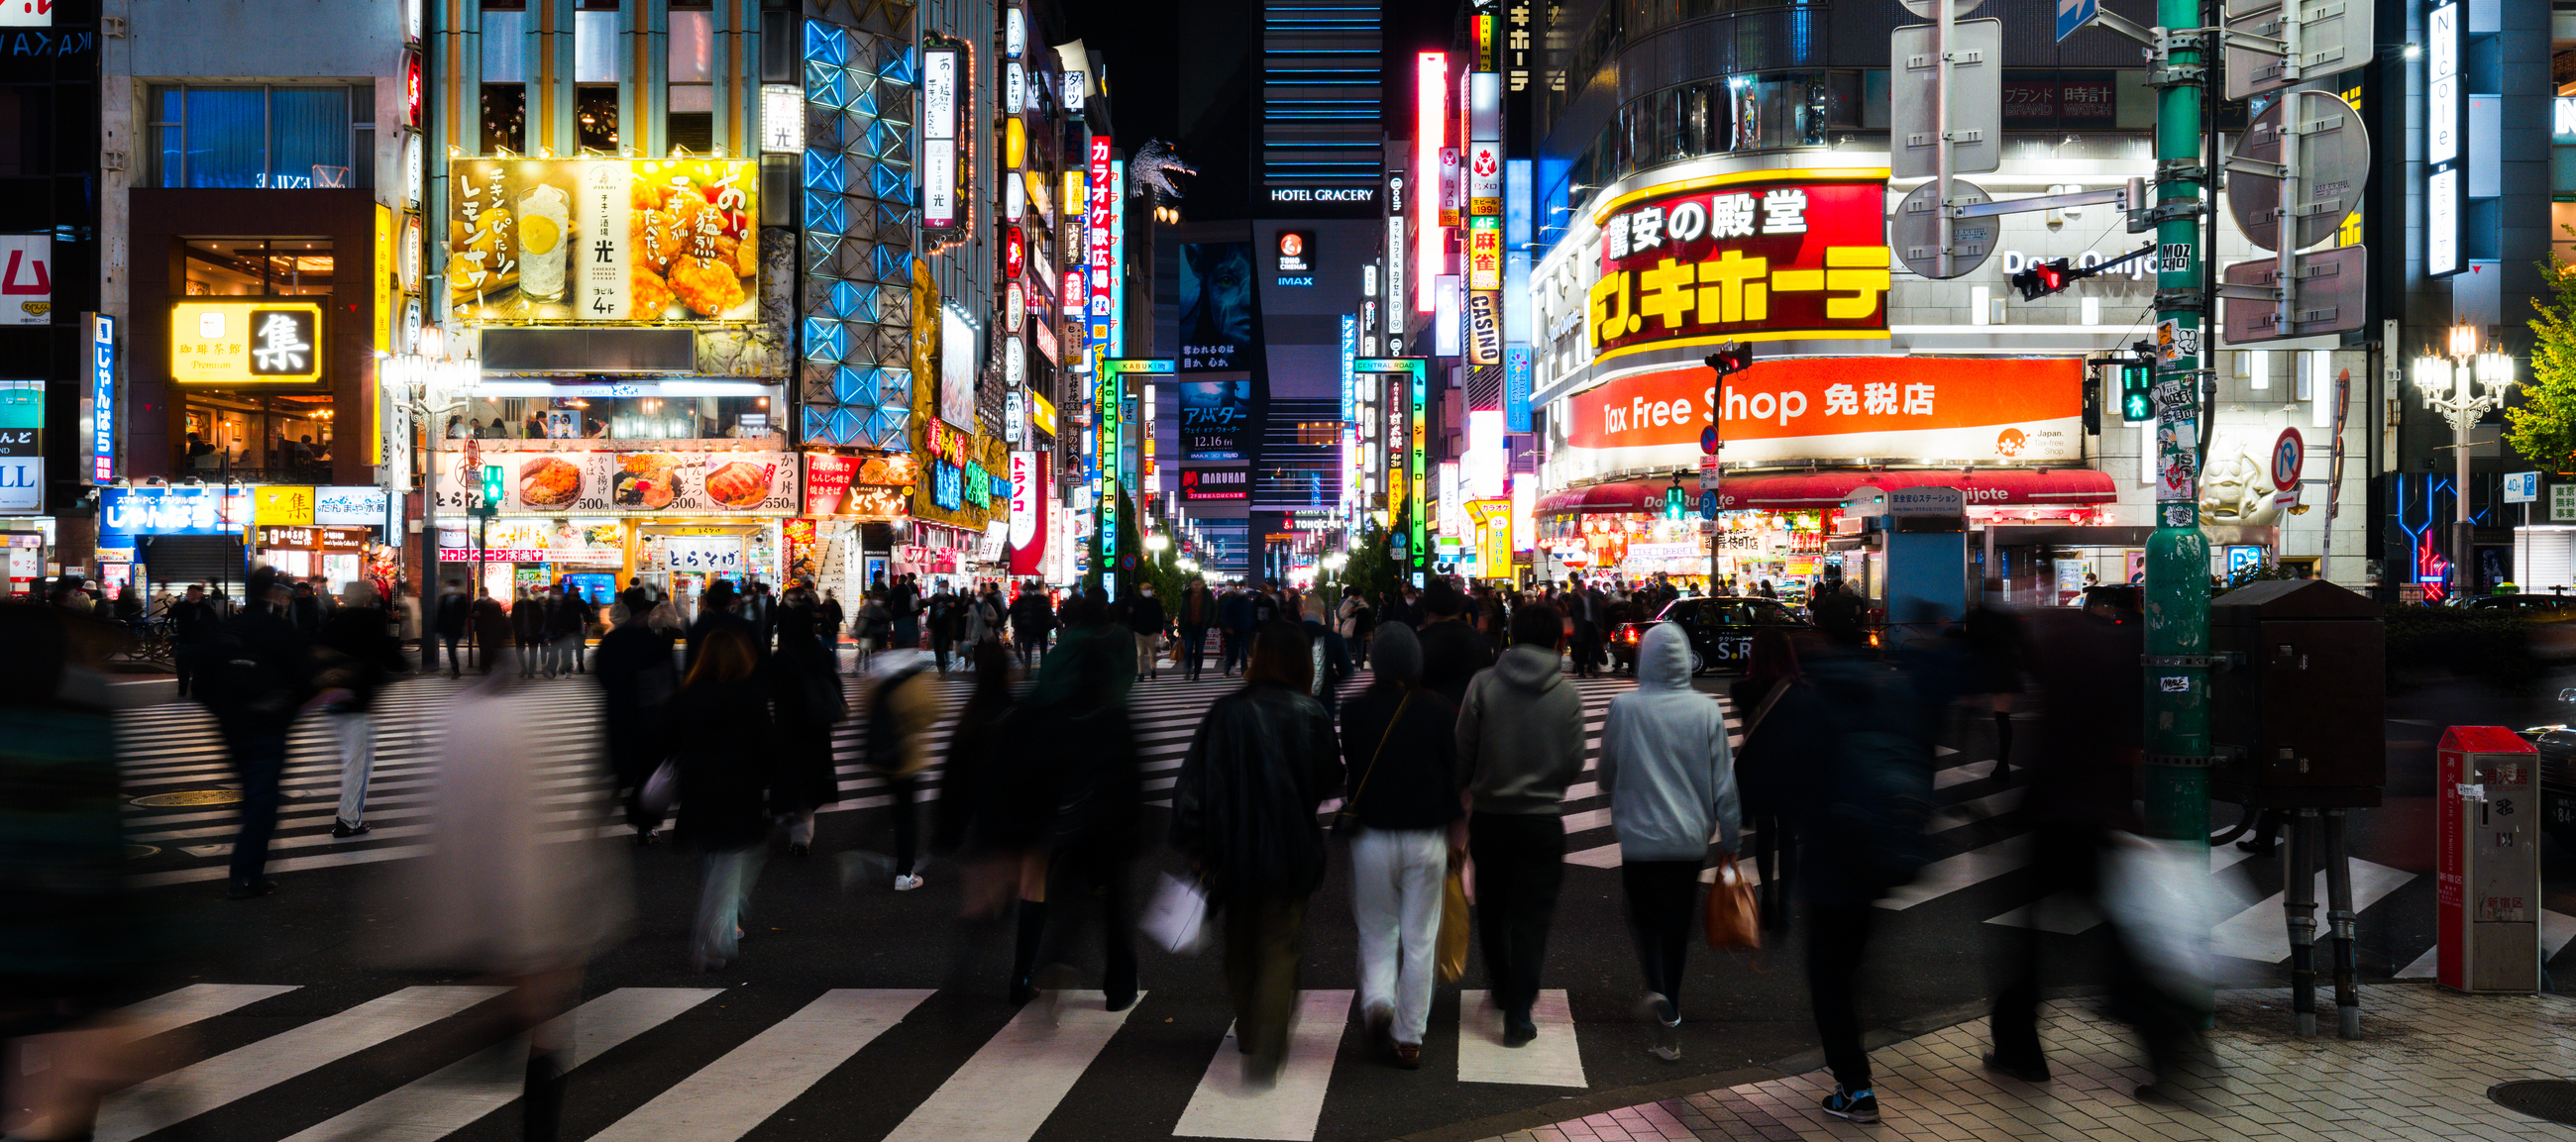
[167,583,220,698]
[593,589,679,842]
[198,569,320,899]
[1728,628,1810,935]
[765,605,845,858]
[1172,620,1342,1084]
[1028,630,1144,1011]
[512,587,548,677]
[434,579,470,677]
[666,626,775,972]
[686,580,759,673]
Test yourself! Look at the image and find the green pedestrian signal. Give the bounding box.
[1664,483,1684,520]
[2120,363,2153,424]
[474,464,503,516]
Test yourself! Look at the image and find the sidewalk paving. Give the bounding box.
[1480,983,2576,1142]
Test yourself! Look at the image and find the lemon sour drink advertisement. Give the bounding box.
[447,157,760,324]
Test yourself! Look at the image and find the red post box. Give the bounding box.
[2437,726,2540,993]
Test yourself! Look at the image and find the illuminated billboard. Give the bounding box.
[446,157,760,324]
[1588,170,1891,362]
[170,301,325,385]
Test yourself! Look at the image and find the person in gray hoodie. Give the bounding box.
[1455,601,1586,1048]
[1597,622,1742,1062]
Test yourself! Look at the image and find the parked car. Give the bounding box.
[1609,595,1811,675]
[2467,594,2576,616]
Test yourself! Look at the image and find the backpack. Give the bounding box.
[197,618,299,722]
[1811,659,1938,892]
[864,665,926,771]
[803,669,850,725]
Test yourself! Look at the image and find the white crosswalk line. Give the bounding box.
[1983,890,2103,934]
[1455,989,1586,1088]
[105,984,301,1047]
[93,985,508,1142]
[1173,988,1352,1141]
[1926,786,2021,833]
[2209,860,2416,963]
[1877,834,2033,911]
[1932,759,1997,789]
[279,986,721,1142]
[589,988,931,1142]
[882,989,1143,1142]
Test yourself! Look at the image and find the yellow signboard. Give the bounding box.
[170,301,326,385]
[253,484,315,526]
[374,203,394,355]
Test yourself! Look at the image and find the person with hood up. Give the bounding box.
[1597,623,1742,1062]
[1171,620,1341,1086]
[1337,623,1465,1069]
[1456,601,1586,1048]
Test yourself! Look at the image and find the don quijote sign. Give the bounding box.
[1564,357,2085,469]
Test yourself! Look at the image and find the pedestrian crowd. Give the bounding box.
[0,563,2208,1139]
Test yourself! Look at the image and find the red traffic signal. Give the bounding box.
[2010,258,2074,301]
[1703,343,1753,376]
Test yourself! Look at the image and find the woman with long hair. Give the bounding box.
[668,626,774,970]
[1730,626,1804,934]
[1172,620,1342,1084]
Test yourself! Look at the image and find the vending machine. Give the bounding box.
[2437,726,2539,994]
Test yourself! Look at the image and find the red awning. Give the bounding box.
[1537,469,2118,516]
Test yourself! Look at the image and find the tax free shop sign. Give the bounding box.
[1561,357,2085,472]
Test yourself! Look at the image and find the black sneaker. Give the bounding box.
[1502,1013,1537,1047]
[331,820,371,838]
[1821,1086,1878,1123]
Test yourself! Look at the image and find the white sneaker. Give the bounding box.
[893,874,924,891]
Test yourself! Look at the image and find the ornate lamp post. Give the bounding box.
[2411,324,2516,598]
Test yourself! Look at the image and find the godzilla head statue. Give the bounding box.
[1128,139,1198,200]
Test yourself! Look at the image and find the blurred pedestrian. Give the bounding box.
[314,581,401,839]
[1986,606,2206,1098]
[851,588,891,674]
[1011,580,1055,669]
[1730,628,1807,935]
[385,650,630,1142]
[1027,629,1144,1011]
[1298,596,1352,714]
[864,645,938,890]
[820,588,846,664]
[964,580,1002,649]
[1172,620,1341,1085]
[1961,591,2027,777]
[1337,623,1463,1070]
[1794,632,1941,1123]
[471,586,510,675]
[935,640,1052,999]
[1416,584,1494,708]
[767,605,846,859]
[195,569,320,900]
[1178,578,1216,680]
[1598,623,1741,1062]
[1128,581,1168,682]
[1219,582,1256,676]
[668,627,774,971]
[167,582,219,699]
[434,578,470,677]
[686,579,755,674]
[927,583,960,673]
[594,589,679,844]
[1457,601,1584,1047]
[511,587,544,677]
[890,575,921,651]
[550,584,592,675]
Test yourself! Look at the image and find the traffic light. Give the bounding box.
[1664,480,1685,520]
[478,465,503,514]
[2120,363,2154,423]
[1703,343,1753,377]
[2008,258,2073,301]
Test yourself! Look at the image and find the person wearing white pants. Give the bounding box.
[1332,622,1465,1069]
[331,709,375,835]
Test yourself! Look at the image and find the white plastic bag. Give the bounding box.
[1141,872,1211,955]
[639,760,679,816]
[2100,832,2213,1003]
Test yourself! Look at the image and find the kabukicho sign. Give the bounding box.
[1588,171,1891,362]
[1562,357,2083,467]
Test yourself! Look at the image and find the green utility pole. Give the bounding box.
[2143,9,2209,846]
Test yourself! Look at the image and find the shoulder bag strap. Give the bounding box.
[1335,691,1413,827]
[1742,678,1792,742]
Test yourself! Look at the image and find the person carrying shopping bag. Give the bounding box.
[1334,623,1465,1070]
[1596,622,1742,1063]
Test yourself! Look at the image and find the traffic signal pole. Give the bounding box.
[2143,11,2211,848]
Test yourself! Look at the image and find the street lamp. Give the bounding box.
[2412,323,2516,598]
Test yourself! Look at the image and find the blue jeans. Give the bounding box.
[696,844,768,962]
[225,731,288,887]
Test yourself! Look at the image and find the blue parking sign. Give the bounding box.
[1699,489,1720,519]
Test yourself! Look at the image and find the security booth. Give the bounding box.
[2207,576,2386,1037]
[1827,484,1967,647]
[2436,727,2540,994]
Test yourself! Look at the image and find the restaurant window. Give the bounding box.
[669,5,714,153]
[182,239,336,297]
[577,85,619,151]
[483,4,528,153]
[149,85,373,189]
[1295,421,1340,448]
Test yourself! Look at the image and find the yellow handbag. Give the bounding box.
[1437,847,1471,982]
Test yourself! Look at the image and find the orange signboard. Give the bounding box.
[1564,357,2084,466]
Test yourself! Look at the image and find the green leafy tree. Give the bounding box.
[2508,247,2576,473]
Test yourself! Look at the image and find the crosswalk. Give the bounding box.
[81,981,1609,1142]
[118,658,2452,973]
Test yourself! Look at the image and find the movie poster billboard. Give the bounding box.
[446,157,760,324]
[1178,380,1250,461]
[1177,242,1256,371]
